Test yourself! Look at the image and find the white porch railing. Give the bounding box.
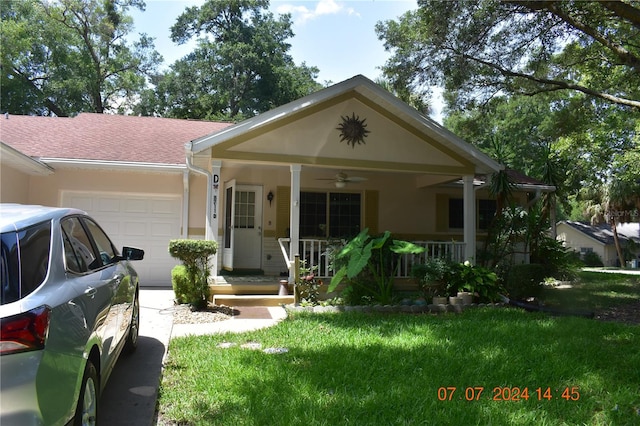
[278,238,466,279]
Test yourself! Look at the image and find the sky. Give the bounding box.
[128,0,445,120]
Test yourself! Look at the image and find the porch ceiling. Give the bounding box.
[190,75,502,177]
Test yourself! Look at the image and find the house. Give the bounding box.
[557,221,640,267]
[1,75,555,287]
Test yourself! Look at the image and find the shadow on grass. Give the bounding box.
[541,272,640,311]
[161,309,640,425]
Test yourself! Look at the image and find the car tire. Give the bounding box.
[124,290,139,354]
[74,360,98,426]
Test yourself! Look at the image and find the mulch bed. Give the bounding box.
[594,300,640,326]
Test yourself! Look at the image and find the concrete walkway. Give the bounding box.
[99,287,286,426]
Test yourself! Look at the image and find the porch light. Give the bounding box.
[335,181,346,188]
[267,191,274,206]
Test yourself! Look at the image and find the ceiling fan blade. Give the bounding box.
[345,176,367,182]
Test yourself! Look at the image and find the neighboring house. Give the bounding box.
[557,221,640,267]
[1,75,555,286]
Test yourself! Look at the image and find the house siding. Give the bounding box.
[1,166,31,203]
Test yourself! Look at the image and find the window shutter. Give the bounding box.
[276,186,291,238]
[436,194,448,231]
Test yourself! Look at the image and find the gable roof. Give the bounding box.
[0,113,231,166]
[190,75,502,176]
[559,221,640,245]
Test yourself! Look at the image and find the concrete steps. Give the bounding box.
[209,280,294,306]
[213,294,294,307]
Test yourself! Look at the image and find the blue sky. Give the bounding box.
[130,0,416,83]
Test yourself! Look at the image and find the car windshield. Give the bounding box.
[1,221,51,305]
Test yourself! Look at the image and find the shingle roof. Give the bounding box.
[560,220,640,245]
[0,113,231,165]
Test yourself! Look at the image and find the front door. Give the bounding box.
[232,185,263,270]
[222,182,263,271]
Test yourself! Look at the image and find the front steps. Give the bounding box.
[210,280,294,306]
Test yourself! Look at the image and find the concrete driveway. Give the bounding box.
[98,288,174,426]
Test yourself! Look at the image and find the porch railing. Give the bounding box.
[278,238,466,279]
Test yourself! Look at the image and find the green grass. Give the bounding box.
[541,271,640,312]
[159,306,640,425]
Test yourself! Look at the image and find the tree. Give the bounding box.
[135,0,321,120]
[376,0,640,110]
[1,0,162,116]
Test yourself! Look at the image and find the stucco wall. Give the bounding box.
[0,166,31,203]
[557,225,610,265]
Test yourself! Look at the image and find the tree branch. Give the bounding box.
[601,1,640,28]
[508,1,640,72]
[461,52,640,109]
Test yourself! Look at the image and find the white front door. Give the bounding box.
[233,185,263,270]
[222,180,236,270]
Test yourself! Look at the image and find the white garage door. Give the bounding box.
[61,191,181,286]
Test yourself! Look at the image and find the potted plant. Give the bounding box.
[411,258,451,304]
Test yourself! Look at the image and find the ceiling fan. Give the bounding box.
[317,172,367,188]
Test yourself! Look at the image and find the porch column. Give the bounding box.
[463,174,476,263]
[289,164,301,283]
[210,160,222,277]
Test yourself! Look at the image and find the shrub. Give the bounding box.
[296,261,323,305]
[411,258,450,298]
[171,265,190,304]
[168,239,217,309]
[447,261,503,302]
[582,251,604,267]
[504,263,547,300]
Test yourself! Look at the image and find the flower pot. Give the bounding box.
[432,296,448,305]
[279,280,289,296]
[457,291,473,305]
[449,296,462,305]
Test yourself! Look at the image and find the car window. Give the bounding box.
[61,217,97,273]
[82,218,117,267]
[1,221,51,305]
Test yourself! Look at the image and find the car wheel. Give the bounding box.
[74,361,98,426]
[124,291,139,354]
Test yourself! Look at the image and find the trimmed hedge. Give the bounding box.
[169,239,217,309]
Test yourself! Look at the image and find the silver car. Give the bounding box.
[0,204,144,425]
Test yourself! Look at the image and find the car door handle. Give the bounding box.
[84,286,97,298]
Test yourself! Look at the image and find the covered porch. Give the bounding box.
[183,75,502,303]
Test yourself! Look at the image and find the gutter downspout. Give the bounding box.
[184,142,213,242]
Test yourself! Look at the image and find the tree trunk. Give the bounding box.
[611,221,627,268]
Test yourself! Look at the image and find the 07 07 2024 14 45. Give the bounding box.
[436,386,580,402]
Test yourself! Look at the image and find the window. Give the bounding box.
[234,191,256,229]
[300,192,361,238]
[448,198,497,230]
[1,221,51,305]
[478,199,497,229]
[83,219,117,267]
[62,217,96,273]
[448,199,464,229]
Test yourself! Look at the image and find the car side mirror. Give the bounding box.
[121,247,144,261]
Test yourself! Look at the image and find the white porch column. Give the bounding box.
[209,160,222,277]
[463,174,476,263]
[289,164,301,283]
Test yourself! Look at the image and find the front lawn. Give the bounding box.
[158,305,640,425]
[541,271,640,312]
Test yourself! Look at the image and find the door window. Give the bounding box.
[234,191,256,229]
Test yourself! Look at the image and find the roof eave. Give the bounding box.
[39,158,186,173]
[1,142,54,175]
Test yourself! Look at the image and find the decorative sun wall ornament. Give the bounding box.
[336,112,370,148]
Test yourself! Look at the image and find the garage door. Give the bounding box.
[61,191,181,286]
